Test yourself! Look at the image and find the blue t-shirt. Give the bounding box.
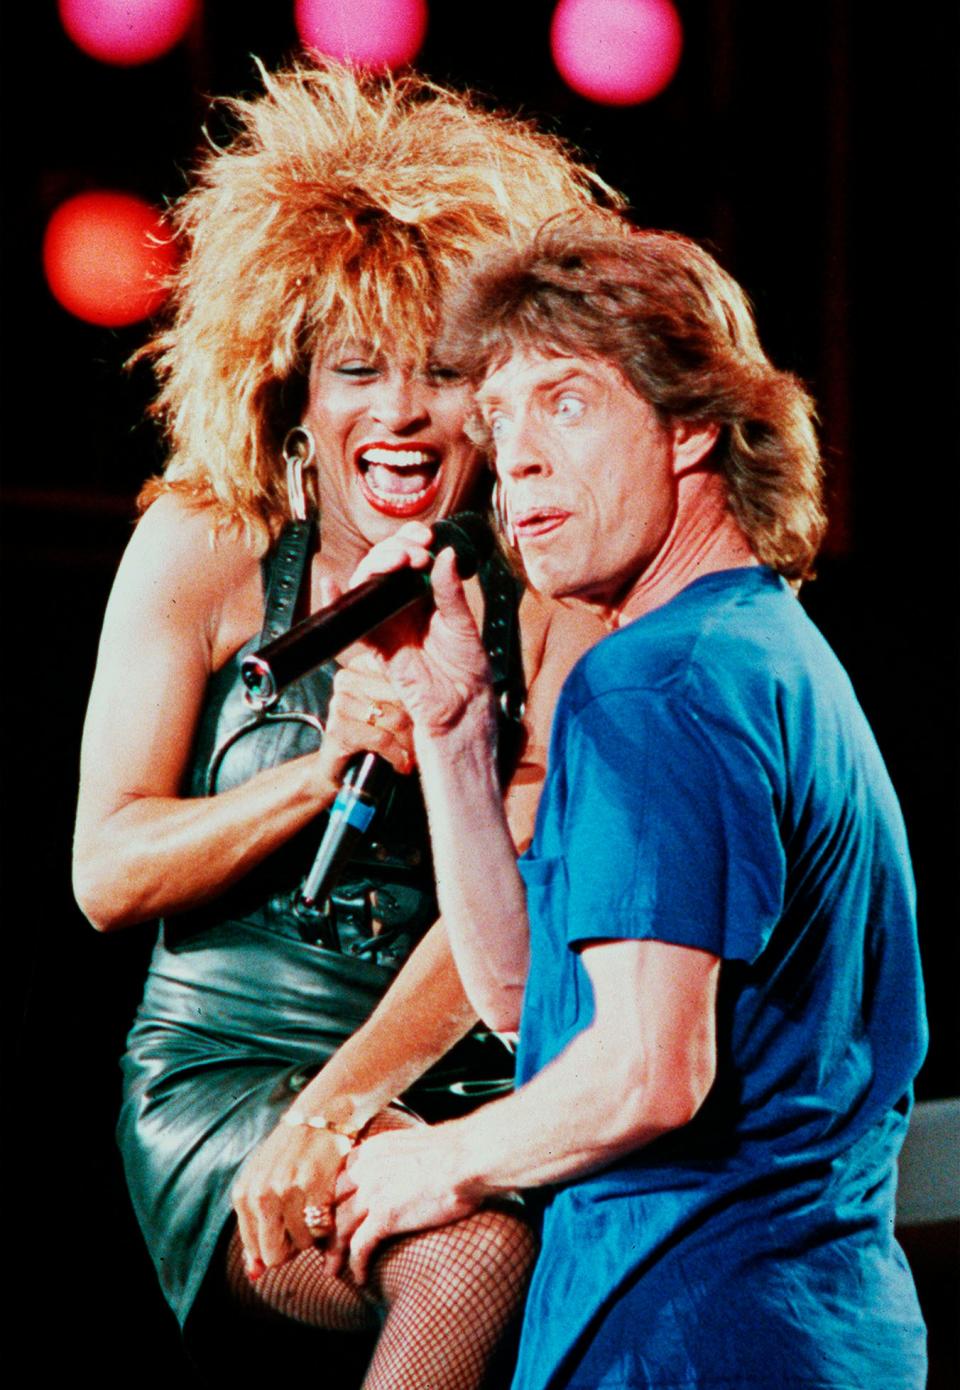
[514,567,927,1390]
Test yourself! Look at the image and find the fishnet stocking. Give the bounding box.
[226,1228,380,1333]
[363,1205,535,1390]
[224,1107,537,1389]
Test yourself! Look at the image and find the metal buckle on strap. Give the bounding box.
[292,892,340,949]
[293,885,391,954]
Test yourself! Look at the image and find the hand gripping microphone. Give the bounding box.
[240,511,494,708]
[239,513,494,921]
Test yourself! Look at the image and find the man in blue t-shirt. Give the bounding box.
[330,211,928,1389]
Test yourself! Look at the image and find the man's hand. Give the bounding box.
[231,1120,347,1279]
[329,1125,485,1284]
[347,523,494,739]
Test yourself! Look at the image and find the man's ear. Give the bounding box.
[670,420,720,475]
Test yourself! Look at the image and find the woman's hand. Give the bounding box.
[329,1125,484,1284]
[317,651,416,787]
[231,1119,348,1278]
[346,522,494,739]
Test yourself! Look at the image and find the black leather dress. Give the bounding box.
[117,518,525,1329]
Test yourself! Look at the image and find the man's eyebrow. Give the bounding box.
[476,365,589,409]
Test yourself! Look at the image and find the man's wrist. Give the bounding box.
[439,1118,495,1206]
[414,691,497,764]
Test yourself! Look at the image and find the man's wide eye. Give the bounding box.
[555,394,585,420]
[489,413,509,439]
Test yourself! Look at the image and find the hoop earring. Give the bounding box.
[283,425,316,521]
[492,478,517,550]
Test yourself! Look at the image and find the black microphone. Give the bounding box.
[240,511,494,707]
[247,511,493,929]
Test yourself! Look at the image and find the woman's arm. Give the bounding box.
[231,914,480,1273]
[275,594,596,1139]
[73,495,411,931]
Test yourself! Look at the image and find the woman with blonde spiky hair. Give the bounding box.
[73,61,611,1385]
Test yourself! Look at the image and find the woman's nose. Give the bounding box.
[369,374,430,433]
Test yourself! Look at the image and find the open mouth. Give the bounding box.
[356,445,443,518]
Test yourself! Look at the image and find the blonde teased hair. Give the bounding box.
[137,61,617,545]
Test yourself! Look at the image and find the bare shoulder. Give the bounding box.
[79,495,267,814]
[519,589,607,689]
[512,589,607,797]
[110,494,265,666]
[119,494,261,600]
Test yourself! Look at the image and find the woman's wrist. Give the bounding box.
[285,1082,381,1141]
[293,746,341,813]
[281,1108,362,1157]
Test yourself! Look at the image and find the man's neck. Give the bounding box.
[592,471,759,631]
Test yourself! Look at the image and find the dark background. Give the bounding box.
[5,2,957,1383]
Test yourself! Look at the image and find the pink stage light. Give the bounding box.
[294,0,428,71]
[550,0,683,106]
[42,191,176,328]
[58,0,196,67]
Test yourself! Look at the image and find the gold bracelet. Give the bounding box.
[281,1110,362,1150]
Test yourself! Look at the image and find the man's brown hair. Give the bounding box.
[441,210,825,580]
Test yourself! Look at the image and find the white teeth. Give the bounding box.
[366,477,433,502]
[360,448,435,468]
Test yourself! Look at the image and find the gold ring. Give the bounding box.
[366,702,385,726]
[303,1202,333,1235]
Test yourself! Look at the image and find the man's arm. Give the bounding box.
[341,533,540,1028]
[334,935,719,1281]
[443,936,719,1188]
[417,697,532,1030]
[430,592,606,1023]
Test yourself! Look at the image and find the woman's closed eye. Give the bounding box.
[333,362,381,379]
[424,364,464,386]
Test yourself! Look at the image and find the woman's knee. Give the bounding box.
[372,1203,537,1307]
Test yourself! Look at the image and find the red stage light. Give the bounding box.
[294,0,428,71]
[58,0,196,67]
[42,192,176,328]
[550,0,683,106]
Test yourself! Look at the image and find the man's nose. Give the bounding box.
[369,374,430,433]
[496,411,552,480]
